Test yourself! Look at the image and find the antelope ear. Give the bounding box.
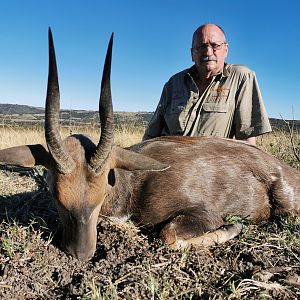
[0,144,51,168]
[110,146,170,171]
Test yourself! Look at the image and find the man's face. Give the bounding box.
[191,25,228,77]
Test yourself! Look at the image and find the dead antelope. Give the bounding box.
[0,29,300,261]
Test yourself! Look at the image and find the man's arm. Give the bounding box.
[245,136,256,145]
[234,69,272,141]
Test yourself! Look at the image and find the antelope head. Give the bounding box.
[44,28,116,260]
[43,28,168,260]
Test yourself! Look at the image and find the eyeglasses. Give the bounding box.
[192,42,226,52]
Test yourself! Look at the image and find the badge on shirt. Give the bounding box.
[208,88,230,102]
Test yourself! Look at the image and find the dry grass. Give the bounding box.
[257,130,300,169]
[0,127,45,149]
[0,123,145,150]
[1,125,299,168]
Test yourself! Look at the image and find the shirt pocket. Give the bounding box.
[164,98,186,134]
[169,91,186,114]
[170,102,185,114]
[198,103,229,137]
[201,102,227,113]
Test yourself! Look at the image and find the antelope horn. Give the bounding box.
[45,27,75,174]
[89,33,114,173]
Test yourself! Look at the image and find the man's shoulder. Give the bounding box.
[162,68,190,90]
[168,68,190,82]
[226,64,256,76]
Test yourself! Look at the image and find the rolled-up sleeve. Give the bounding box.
[234,71,272,139]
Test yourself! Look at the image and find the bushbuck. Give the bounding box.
[0,29,300,261]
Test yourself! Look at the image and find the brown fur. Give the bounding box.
[1,134,300,261]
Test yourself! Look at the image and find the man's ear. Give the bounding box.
[191,47,195,62]
[224,43,229,58]
[109,146,170,172]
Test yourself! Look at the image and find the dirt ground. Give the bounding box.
[0,166,300,299]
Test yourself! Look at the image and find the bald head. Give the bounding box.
[192,23,226,47]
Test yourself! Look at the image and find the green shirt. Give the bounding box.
[143,64,272,140]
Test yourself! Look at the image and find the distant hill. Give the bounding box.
[0,103,44,115]
[0,103,299,132]
[0,103,153,127]
[269,118,300,132]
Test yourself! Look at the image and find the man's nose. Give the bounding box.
[203,46,214,55]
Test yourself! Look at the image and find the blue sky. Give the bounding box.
[0,0,299,119]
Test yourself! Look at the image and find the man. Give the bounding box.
[143,23,272,145]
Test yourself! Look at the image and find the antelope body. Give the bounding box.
[0,29,300,261]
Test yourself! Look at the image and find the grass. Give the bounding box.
[0,219,52,259]
[0,125,300,299]
[1,125,299,166]
[256,130,300,169]
[0,123,145,150]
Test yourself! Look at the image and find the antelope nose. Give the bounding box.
[66,246,95,261]
[75,250,94,261]
[76,250,94,261]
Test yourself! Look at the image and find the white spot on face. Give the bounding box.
[80,213,92,225]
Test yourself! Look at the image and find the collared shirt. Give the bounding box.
[143,64,272,140]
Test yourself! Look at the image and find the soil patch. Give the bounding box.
[0,166,299,299]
